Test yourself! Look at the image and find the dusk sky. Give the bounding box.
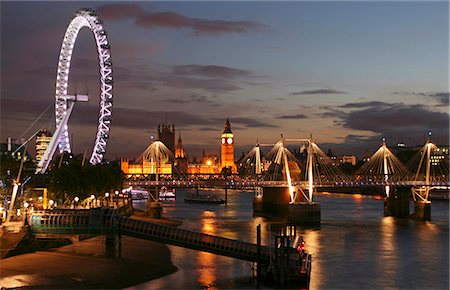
[1,1,449,160]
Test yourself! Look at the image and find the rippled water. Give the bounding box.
[128,189,449,289]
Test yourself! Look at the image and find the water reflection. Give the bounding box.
[377,217,398,289]
[197,211,218,288]
[130,189,448,289]
[302,229,322,290]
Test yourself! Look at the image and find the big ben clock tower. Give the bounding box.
[221,118,237,173]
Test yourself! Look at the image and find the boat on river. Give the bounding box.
[184,191,225,204]
[159,187,176,200]
[262,236,312,286]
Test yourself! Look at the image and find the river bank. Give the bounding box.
[0,213,180,289]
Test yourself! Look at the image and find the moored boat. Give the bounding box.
[184,192,225,204]
[159,187,176,199]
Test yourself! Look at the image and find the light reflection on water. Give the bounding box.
[128,189,449,289]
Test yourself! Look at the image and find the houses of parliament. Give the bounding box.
[121,119,237,176]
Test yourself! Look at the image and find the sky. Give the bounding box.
[1,1,449,160]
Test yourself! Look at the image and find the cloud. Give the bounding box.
[393,91,450,106]
[96,3,145,20]
[162,75,242,93]
[321,101,449,145]
[211,117,277,129]
[159,64,257,93]
[277,114,308,119]
[172,65,251,79]
[289,89,346,95]
[428,92,449,106]
[97,4,266,36]
[165,94,221,106]
[339,101,391,108]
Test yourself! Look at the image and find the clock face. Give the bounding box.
[221,138,225,144]
[227,137,233,144]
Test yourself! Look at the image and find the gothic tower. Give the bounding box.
[221,118,237,173]
[158,123,175,155]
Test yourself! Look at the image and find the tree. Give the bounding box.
[48,155,124,203]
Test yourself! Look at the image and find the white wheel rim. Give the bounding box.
[55,8,113,165]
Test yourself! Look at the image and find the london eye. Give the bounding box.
[36,8,113,173]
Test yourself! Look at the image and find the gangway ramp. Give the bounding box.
[118,217,272,263]
[29,209,273,263]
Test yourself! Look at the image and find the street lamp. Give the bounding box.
[105,192,110,207]
[74,196,79,208]
[90,195,96,208]
[23,202,29,226]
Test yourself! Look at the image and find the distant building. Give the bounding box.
[174,134,188,174]
[121,118,238,176]
[330,155,357,166]
[220,118,237,173]
[36,129,52,163]
[158,123,175,155]
[187,151,220,174]
[431,145,449,167]
[0,137,31,161]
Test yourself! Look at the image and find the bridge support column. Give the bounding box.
[412,201,431,221]
[384,187,410,218]
[253,195,263,212]
[288,202,321,226]
[260,187,290,216]
[105,234,116,258]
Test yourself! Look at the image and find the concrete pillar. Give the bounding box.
[253,196,263,212]
[289,202,321,226]
[413,201,431,221]
[384,187,410,218]
[105,234,116,258]
[262,187,290,216]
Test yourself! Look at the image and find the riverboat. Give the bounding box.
[184,192,225,204]
[262,236,312,286]
[159,187,176,200]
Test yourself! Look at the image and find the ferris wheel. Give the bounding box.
[36,8,113,173]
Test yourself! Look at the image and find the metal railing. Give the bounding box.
[28,208,273,263]
[118,217,272,262]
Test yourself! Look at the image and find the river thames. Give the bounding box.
[128,189,449,289]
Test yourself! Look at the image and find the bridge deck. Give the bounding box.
[118,217,272,262]
[29,210,273,263]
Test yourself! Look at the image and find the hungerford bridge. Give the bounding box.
[23,8,447,224]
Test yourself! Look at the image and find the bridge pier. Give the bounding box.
[105,234,116,258]
[288,202,321,226]
[384,187,410,218]
[258,187,290,216]
[412,201,431,221]
[253,195,263,212]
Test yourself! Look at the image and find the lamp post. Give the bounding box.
[74,196,79,209]
[23,202,29,226]
[105,192,110,207]
[90,194,96,208]
[114,190,119,206]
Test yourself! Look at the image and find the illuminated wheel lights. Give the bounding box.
[55,8,113,165]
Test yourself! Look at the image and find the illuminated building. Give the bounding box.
[121,137,173,177]
[36,129,52,163]
[175,134,188,174]
[121,118,239,176]
[121,158,172,176]
[188,151,220,174]
[431,146,449,166]
[220,118,237,173]
[175,134,185,158]
[330,155,357,166]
